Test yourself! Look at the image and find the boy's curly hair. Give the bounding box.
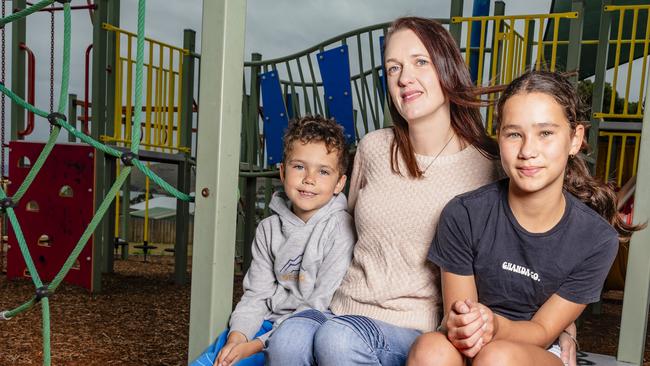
[282,115,349,174]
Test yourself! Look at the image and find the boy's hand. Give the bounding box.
[216,331,263,366]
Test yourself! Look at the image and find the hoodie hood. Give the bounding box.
[269,191,348,228]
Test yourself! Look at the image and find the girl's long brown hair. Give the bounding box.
[494,70,643,242]
[385,17,498,178]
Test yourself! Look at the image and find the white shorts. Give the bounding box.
[547,343,562,360]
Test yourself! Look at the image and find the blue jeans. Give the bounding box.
[190,321,273,366]
[265,309,421,366]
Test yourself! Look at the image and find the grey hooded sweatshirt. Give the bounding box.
[228,191,355,344]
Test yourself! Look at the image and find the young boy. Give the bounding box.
[191,116,356,366]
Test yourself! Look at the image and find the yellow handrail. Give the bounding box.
[103,23,188,55]
[599,131,641,186]
[604,4,650,11]
[103,23,189,153]
[454,12,578,135]
[593,5,649,120]
[451,12,578,23]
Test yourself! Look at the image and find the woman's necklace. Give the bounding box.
[420,130,455,174]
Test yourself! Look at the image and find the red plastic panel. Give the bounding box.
[6,141,95,291]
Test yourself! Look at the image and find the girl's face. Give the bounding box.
[498,92,584,197]
[384,29,448,125]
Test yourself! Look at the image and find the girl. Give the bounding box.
[409,70,641,366]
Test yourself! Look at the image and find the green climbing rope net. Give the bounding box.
[0,1,193,365]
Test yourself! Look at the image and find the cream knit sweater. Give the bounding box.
[330,128,498,332]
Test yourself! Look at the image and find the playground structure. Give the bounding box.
[0,0,196,364]
[0,0,649,365]
[3,0,198,293]
[191,0,650,365]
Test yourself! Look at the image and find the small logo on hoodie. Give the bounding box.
[279,254,304,282]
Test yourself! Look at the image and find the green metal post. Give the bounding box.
[588,0,612,175]
[263,177,273,218]
[488,1,505,78]
[106,1,119,135]
[525,21,535,69]
[617,73,650,365]
[236,177,245,272]
[112,6,128,262]
[242,53,262,272]
[121,173,130,260]
[240,95,249,161]
[104,0,120,273]
[567,0,596,313]
[566,0,584,82]
[175,158,190,283]
[187,0,247,360]
[242,175,256,271]
[68,94,77,143]
[105,155,117,266]
[481,1,504,132]
[235,103,247,271]
[174,28,196,285]
[449,0,464,46]
[382,105,393,128]
[91,0,110,291]
[248,53,261,164]
[181,29,196,155]
[10,0,26,141]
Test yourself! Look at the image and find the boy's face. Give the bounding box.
[280,140,347,223]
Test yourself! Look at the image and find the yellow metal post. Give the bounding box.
[113,34,122,142]
[623,9,638,115]
[126,36,133,139]
[609,10,626,115]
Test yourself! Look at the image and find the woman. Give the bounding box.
[265,17,576,366]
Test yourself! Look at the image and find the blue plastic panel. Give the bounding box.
[379,35,387,107]
[317,45,356,144]
[260,70,289,165]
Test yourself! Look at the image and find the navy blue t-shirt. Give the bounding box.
[428,179,619,321]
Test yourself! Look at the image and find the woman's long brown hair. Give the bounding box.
[385,17,498,178]
[494,70,644,242]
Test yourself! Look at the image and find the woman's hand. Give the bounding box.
[445,299,493,357]
[216,331,263,366]
[559,322,578,366]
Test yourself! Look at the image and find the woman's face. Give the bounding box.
[384,29,448,124]
[498,92,584,197]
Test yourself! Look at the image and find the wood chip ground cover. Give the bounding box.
[0,256,647,365]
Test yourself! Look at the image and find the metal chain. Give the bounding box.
[49,4,55,131]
